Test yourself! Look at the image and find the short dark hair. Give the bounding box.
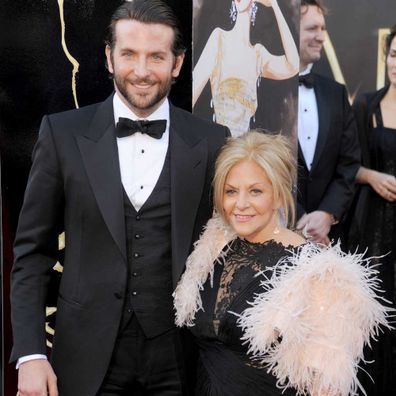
[105,0,186,57]
[301,0,327,15]
[385,25,396,56]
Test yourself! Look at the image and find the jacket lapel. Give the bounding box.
[311,77,330,171]
[170,106,208,286]
[76,95,127,262]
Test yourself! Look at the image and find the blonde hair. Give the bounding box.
[213,130,296,227]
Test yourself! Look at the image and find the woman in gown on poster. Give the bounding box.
[193,0,299,136]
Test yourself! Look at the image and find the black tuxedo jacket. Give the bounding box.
[11,95,229,395]
[297,73,360,222]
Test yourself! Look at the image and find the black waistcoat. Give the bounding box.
[121,150,174,338]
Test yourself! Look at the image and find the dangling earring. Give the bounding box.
[229,0,237,23]
[273,208,284,235]
[250,1,258,26]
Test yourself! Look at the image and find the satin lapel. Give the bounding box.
[297,141,309,171]
[76,96,127,262]
[311,78,330,170]
[170,107,208,286]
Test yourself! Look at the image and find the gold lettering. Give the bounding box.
[377,28,390,90]
[323,31,346,86]
[57,0,80,109]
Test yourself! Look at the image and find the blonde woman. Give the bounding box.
[174,131,390,396]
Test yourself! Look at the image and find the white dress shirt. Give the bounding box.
[298,65,319,171]
[114,93,170,211]
[17,93,170,368]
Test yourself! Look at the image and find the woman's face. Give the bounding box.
[222,159,278,243]
[235,0,252,14]
[387,36,396,87]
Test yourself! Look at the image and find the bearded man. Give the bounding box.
[10,1,229,395]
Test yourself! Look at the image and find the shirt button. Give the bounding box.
[307,136,311,140]
[132,291,138,296]
[136,215,141,221]
[132,272,138,277]
[127,309,132,313]
[140,185,143,189]
[141,149,145,153]
[135,234,141,239]
[134,252,140,258]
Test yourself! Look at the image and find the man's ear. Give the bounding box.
[172,53,185,78]
[105,45,114,74]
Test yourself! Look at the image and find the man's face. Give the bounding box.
[106,19,184,117]
[299,5,326,70]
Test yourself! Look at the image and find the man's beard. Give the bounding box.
[113,73,172,116]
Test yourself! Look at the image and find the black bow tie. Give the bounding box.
[299,73,315,89]
[116,117,167,139]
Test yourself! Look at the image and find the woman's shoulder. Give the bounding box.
[209,27,227,40]
[354,86,389,110]
[273,228,305,248]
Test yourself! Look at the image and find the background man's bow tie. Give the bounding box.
[299,73,315,89]
[116,117,167,139]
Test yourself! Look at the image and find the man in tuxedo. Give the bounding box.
[296,0,360,245]
[11,1,229,395]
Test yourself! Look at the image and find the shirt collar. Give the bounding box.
[299,64,313,76]
[113,91,170,124]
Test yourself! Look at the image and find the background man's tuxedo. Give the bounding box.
[297,73,360,232]
[11,95,229,395]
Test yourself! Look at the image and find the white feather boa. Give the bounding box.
[173,215,393,396]
[173,214,236,327]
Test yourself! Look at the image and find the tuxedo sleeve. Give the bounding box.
[317,87,361,221]
[10,115,65,362]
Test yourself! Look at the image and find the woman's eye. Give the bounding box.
[225,189,236,196]
[250,189,262,196]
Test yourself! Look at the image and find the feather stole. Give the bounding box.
[173,214,236,327]
[238,243,393,396]
[173,216,393,396]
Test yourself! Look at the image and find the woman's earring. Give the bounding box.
[230,0,237,23]
[250,1,258,26]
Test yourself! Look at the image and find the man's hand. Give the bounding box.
[18,360,58,396]
[297,211,333,245]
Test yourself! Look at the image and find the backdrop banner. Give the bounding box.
[314,0,396,98]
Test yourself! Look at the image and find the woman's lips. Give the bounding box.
[234,214,255,222]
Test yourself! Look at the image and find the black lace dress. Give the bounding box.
[190,238,298,396]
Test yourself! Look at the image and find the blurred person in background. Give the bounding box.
[350,24,396,396]
[296,0,360,246]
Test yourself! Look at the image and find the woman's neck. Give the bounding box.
[233,10,251,44]
[384,83,396,102]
